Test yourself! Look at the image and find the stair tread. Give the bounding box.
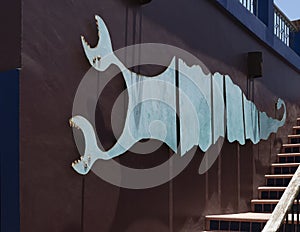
[288,134,300,138]
[271,163,300,167]
[282,143,300,147]
[277,153,300,157]
[258,186,286,190]
[265,174,293,178]
[251,199,280,203]
[252,199,299,203]
[205,212,271,222]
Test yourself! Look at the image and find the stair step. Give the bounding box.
[272,163,300,167]
[252,199,300,213]
[205,212,270,231]
[272,163,299,174]
[278,153,300,157]
[258,186,286,191]
[288,135,300,144]
[282,144,300,153]
[252,199,282,203]
[277,153,300,163]
[258,186,285,199]
[288,135,300,138]
[293,126,300,135]
[265,174,293,178]
[206,212,271,222]
[282,144,300,148]
[251,199,297,204]
[265,174,293,186]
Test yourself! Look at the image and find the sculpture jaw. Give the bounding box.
[71,156,91,175]
[69,116,94,174]
[81,15,114,71]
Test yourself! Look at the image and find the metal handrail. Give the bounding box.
[262,165,300,232]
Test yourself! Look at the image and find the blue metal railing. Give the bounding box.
[217,0,300,68]
[274,5,298,47]
[239,0,256,15]
[238,0,299,48]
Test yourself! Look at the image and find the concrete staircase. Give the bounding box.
[205,118,300,231]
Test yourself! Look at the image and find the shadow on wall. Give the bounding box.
[125,219,169,232]
[125,218,203,232]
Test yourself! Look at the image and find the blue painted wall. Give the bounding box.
[0,69,20,232]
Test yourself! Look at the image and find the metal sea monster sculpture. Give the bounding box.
[70,15,286,175]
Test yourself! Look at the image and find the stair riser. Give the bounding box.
[279,156,300,163]
[259,191,300,200]
[208,220,265,231]
[260,190,284,199]
[207,218,300,231]
[253,203,276,213]
[273,166,298,175]
[266,178,291,186]
[253,203,300,213]
[284,147,300,153]
[290,138,300,144]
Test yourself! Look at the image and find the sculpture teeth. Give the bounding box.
[69,119,74,128]
[69,120,80,130]
[82,36,91,48]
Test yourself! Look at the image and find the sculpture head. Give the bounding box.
[81,15,114,71]
[69,115,98,174]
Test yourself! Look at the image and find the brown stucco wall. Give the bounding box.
[20,0,300,231]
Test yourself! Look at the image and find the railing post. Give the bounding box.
[256,0,273,26]
[257,0,274,43]
[290,30,300,56]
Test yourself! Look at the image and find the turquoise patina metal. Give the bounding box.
[70,15,286,175]
[225,75,245,145]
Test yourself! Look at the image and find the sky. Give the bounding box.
[274,0,300,20]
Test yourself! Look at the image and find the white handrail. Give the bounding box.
[262,165,300,232]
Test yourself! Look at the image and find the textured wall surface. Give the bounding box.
[0,0,21,71]
[20,0,300,231]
